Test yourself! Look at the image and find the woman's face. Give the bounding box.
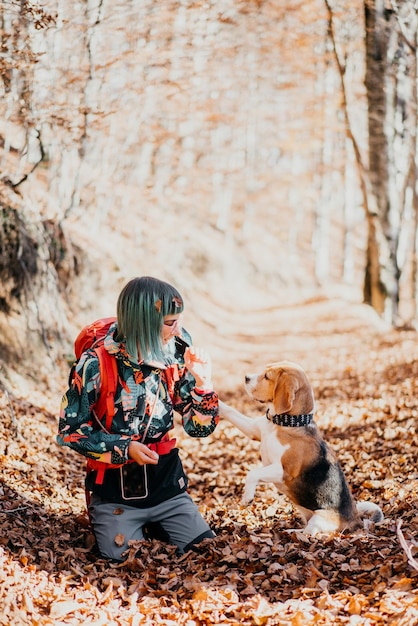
[161,314,183,344]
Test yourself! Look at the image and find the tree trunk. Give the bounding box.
[364,0,417,324]
[363,0,400,321]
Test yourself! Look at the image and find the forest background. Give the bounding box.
[0,0,417,624]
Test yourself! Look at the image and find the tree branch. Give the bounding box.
[397,519,418,572]
[389,0,417,53]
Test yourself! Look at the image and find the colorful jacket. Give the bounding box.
[57,323,219,505]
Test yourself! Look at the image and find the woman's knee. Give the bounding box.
[181,529,215,554]
[88,499,145,561]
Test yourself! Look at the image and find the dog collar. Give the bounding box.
[266,409,313,427]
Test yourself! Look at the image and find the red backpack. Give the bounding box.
[73,317,118,484]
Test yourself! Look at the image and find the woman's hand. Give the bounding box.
[128,441,159,465]
[184,346,213,390]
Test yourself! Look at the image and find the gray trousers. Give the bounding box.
[88,491,214,561]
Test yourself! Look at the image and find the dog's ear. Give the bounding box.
[272,371,298,414]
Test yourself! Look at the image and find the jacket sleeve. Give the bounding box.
[56,353,131,465]
[171,366,219,437]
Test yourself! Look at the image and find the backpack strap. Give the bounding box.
[85,435,176,486]
[90,345,118,484]
[93,344,118,432]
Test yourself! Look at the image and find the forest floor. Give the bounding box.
[0,295,417,625]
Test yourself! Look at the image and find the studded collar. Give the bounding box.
[266,409,313,427]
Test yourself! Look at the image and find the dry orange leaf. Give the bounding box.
[114,533,125,547]
[49,600,80,619]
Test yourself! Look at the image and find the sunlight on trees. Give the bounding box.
[0,0,417,326]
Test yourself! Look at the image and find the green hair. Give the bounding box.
[115,276,184,363]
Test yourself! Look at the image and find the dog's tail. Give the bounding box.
[356,501,384,524]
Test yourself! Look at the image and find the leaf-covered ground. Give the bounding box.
[0,298,417,625]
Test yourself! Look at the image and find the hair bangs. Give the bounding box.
[161,292,184,317]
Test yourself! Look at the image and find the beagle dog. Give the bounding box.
[219,360,383,535]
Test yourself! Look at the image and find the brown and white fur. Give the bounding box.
[219,360,383,535]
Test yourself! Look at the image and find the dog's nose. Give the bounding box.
[245,375,251,384]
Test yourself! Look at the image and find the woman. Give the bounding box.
[57,276,219,561]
